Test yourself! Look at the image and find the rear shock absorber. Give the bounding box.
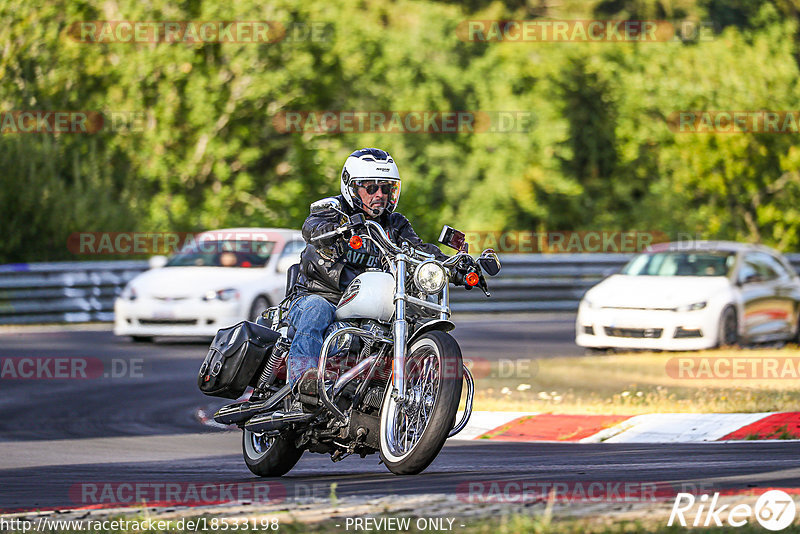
[256,336,291,389]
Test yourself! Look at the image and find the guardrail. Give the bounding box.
[1,255,799,324]
[0,261,148,325]
[449,253,633,313]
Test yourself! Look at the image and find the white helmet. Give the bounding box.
[340,148,401,217]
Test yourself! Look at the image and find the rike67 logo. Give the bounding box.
[669,490,797,530]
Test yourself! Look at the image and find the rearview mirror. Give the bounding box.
[743,273,763,284]
[438,225,467,252]
[149,255,167,269]
[478,249,501,276]
[310,197,343,215]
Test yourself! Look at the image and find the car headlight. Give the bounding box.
[676,301,707,312]
[120,285,137,301]
[413,261,447,294]
[202,288,240,301]
[582,297,596,309]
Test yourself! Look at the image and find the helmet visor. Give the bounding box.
[351,178,400,215]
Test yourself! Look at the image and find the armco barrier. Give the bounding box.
[449,253,632,312]
[0,261,148,325]
[1,255,799,324]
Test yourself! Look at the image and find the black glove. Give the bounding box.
[347,213,367,233]
[452,257,475,288]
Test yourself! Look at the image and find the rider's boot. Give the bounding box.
[282,368,337,416]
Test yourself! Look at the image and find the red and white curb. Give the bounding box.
[196,407,800,443]
[461,411,800,443]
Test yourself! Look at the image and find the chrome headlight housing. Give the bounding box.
[413,260,447,294]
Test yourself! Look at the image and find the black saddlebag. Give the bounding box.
[198,321,281,398]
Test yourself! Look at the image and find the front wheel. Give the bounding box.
[242,429,303,477]
[379,331,463,475]
[717,306,739,347]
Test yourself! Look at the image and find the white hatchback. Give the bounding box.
[576,241,800,351]
[114,228,304,341]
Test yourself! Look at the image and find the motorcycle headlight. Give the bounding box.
[676,301,707,312]
[413,260,447,294]
[202,288,240,301]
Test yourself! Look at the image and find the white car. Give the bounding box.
[114,228,304,341]
[576,241,800,351]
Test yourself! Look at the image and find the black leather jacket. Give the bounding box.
[294,195,448,304]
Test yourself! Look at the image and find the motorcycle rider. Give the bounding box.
[284,148,449,403]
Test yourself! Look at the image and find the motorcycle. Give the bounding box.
[198,197,501,476]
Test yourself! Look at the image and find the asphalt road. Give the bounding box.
[1,319,798,514]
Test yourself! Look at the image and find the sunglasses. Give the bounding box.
[359,183,394,195]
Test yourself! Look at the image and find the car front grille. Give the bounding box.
[604,327,663,339]
[138,319,198,326]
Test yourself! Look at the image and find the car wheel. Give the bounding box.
[717,306,739,347]
[584,347,611,355]
[131,336,153,343]
[249,296,270,322]
[794,310,800,345]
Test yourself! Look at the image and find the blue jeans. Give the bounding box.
[285,294,337,387]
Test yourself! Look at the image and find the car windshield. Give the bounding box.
[622,251,735,277]
[165,240,275,268]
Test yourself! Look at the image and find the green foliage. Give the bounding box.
[1,0,800,262]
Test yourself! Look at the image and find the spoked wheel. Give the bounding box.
[242,429,303,477]
[718,306,739,347]
[379,331,462,475]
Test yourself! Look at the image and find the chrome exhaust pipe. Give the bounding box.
[214,384,290,425]
[244,410,314,432]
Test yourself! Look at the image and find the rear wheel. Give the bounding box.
[717,306,739,347]
[242,429,303,477]
[379,331,462,475]
[130,336,153,343]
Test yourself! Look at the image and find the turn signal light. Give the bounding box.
[349,235,363,249]
[465,272,479,286]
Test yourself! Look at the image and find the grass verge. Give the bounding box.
[464,346,800,414]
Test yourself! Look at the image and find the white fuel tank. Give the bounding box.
[335,271,394,322]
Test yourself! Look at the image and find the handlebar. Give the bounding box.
[310,219,474,271]
[309,225,349,244]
